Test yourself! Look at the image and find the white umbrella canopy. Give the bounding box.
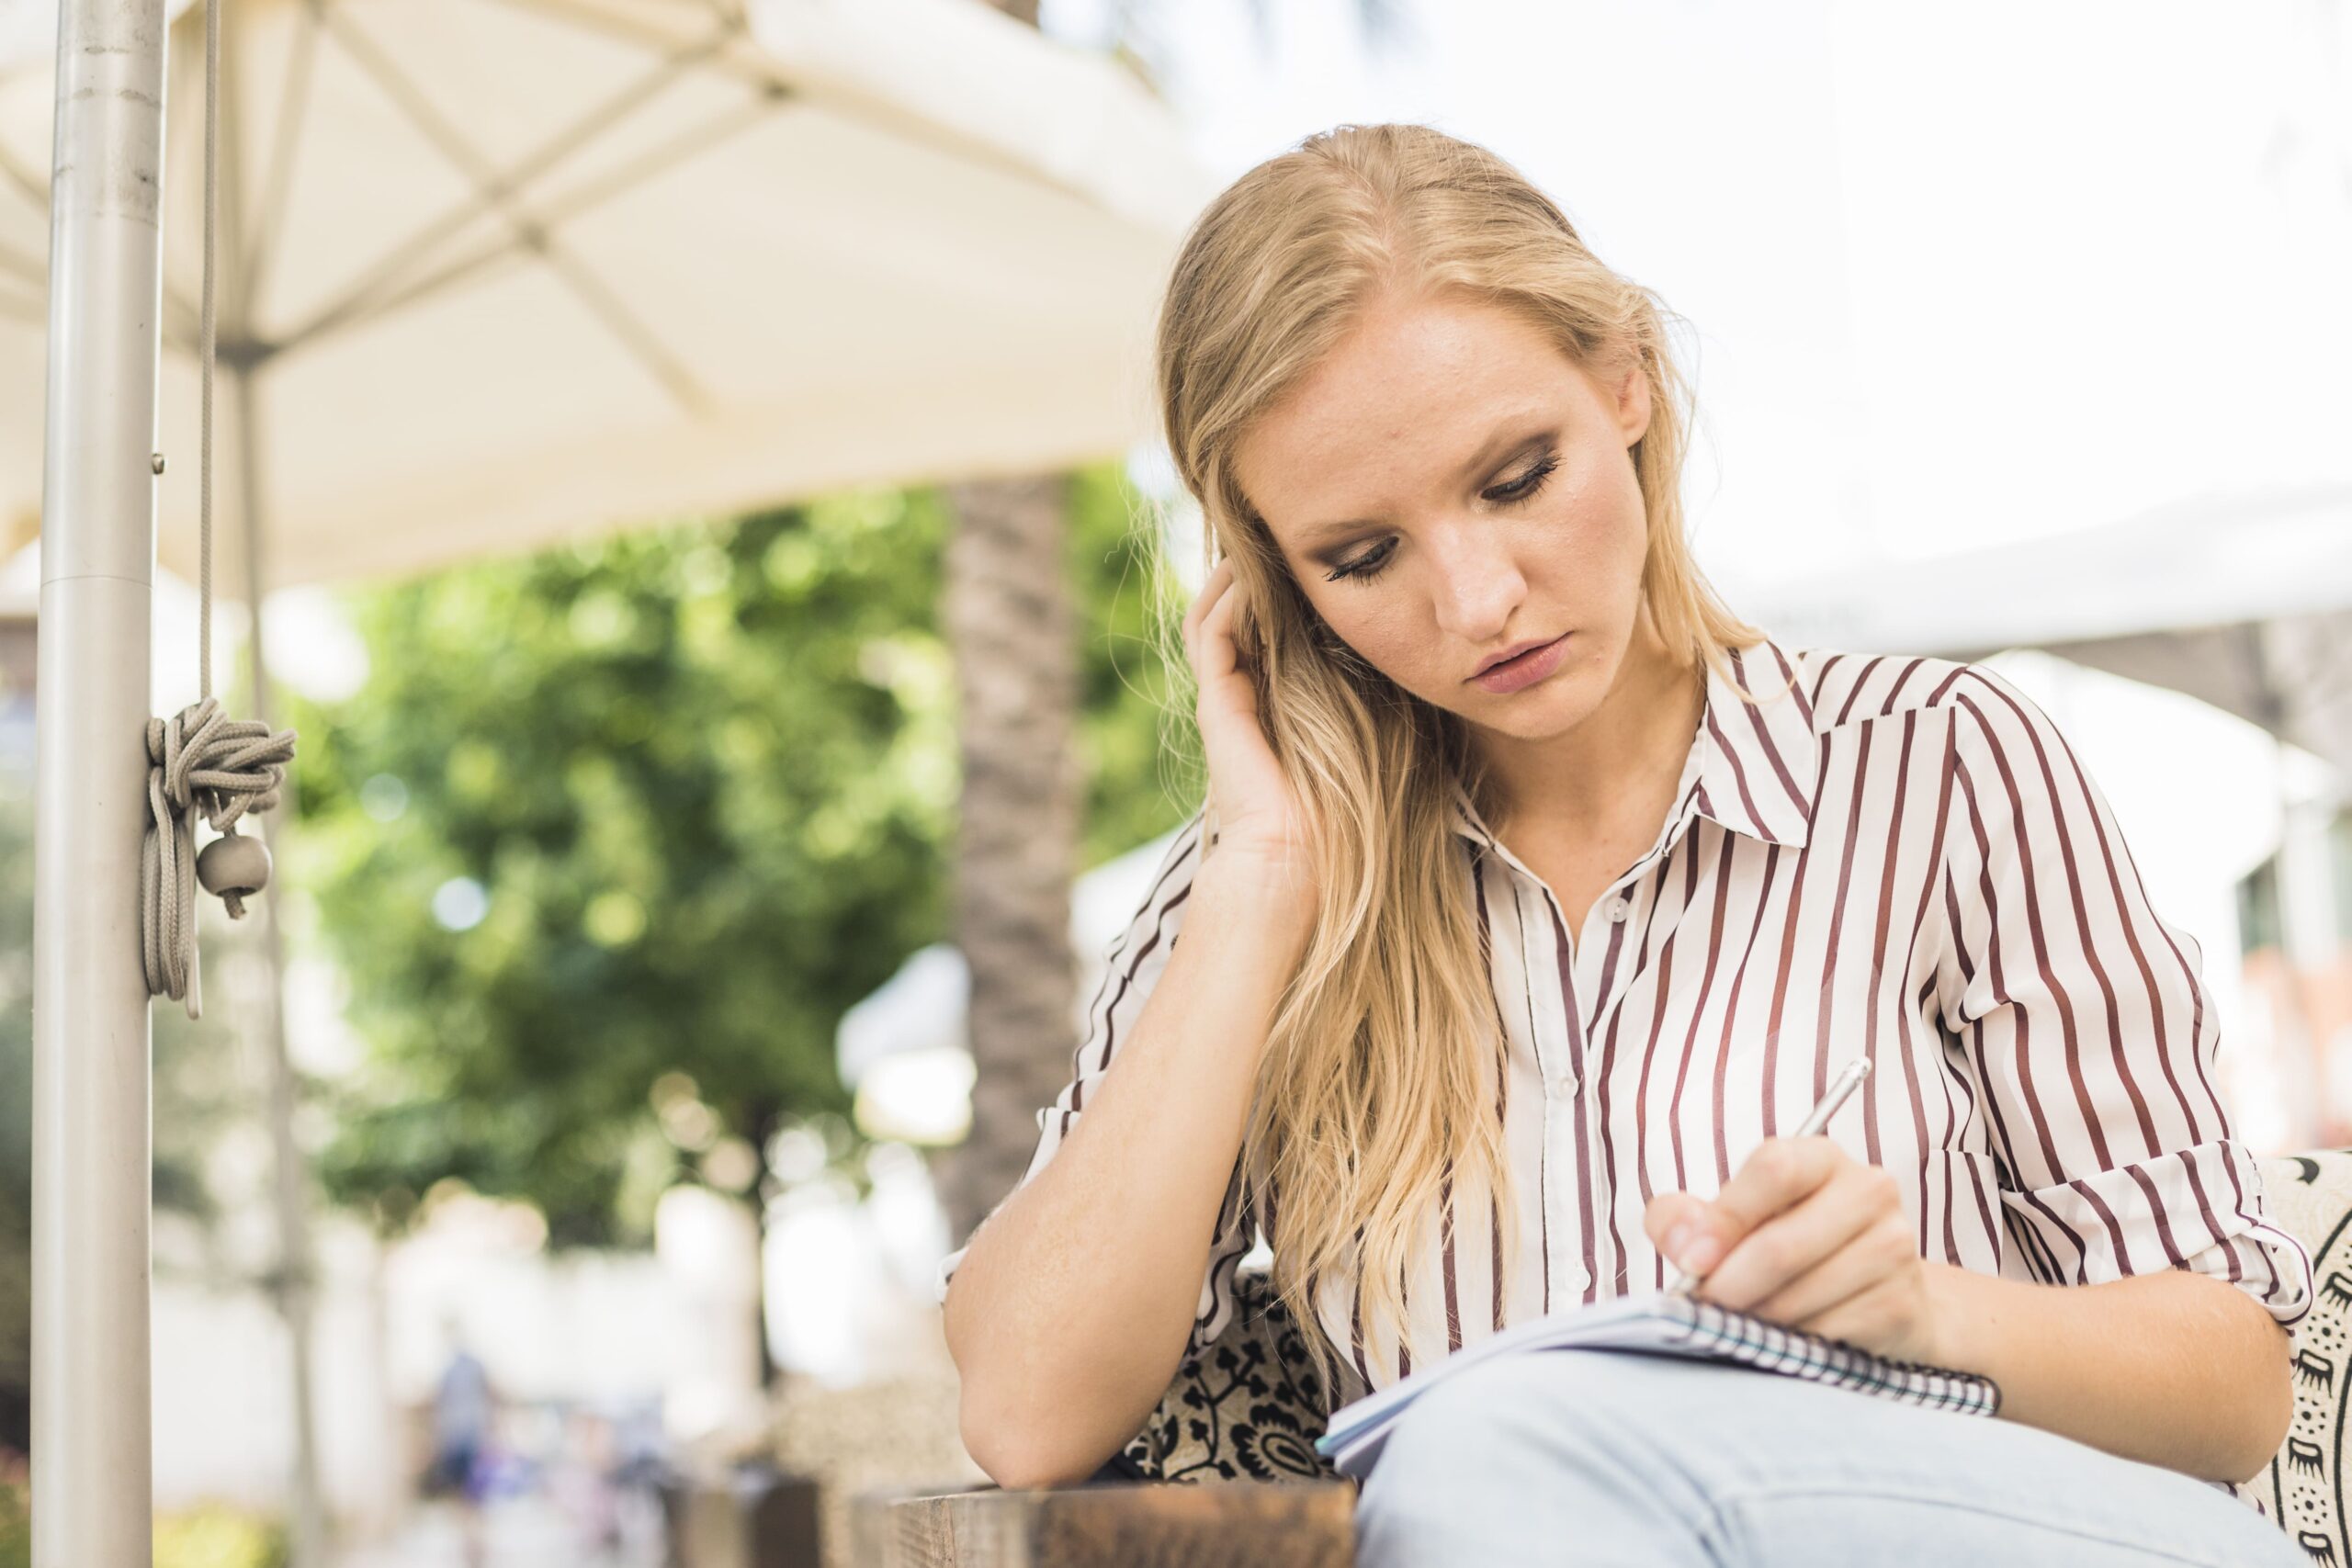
[0,0,1211,592]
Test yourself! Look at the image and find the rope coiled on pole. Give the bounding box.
[141,695,298,1018]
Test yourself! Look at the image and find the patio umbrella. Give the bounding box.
[9,0,1207,1560]
[0,0,1207,587]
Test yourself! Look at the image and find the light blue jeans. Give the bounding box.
[1352,1349,2305,1567]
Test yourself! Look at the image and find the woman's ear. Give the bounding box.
[1613,357,1653,449]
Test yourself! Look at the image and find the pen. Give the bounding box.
[1662,1056,1872,1295]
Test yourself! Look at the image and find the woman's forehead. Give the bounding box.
[1234,294,1592,538]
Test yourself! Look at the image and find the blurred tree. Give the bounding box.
[292,468,1191,1380]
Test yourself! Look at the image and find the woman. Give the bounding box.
[937,123,2312,1566]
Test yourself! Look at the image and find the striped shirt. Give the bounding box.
[935,637,2312,1469]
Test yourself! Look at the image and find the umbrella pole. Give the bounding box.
[32,0,167,1559]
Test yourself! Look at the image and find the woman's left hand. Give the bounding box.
[1642,1135,1948,1365]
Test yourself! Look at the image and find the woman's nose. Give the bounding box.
[1428,526,1527,643]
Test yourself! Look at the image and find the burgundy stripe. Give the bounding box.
[1951,756,2066,1179]
[1064,826,1204,1122]
[1666,831,1738,1194]
[1397,1258,1411,1380]
[2048,716,2211,1151]
[1915,979,1961,1264]
[1758,734,1835,1136]
[1074,879,1197,1114]
[1893,713,1957,1256]
[1766,639,1819,729]
[2124,1164,2188,1268]
[1510,879,1551,1315]
[1866,713,1928,1180]
[1730,646,1811,818]
[1711,842,1785,1185]
[1966,678,2163,1156]
[1593,999,1635,1293]
[1547,904,1601,1305]
[1953,690,2121,1168]
[1706,703,1771,840]
[1348,1221,1374,1388]
[1947,762,2098,1276]
[1833,655,1888,727]
[1633,849,1704,1286]
[1877,657,1927,717]
[1815,726,1873,1136]
[1473,850,1509,1334]
[1439,1163,1463,1352]
[1599,851,1674,1297]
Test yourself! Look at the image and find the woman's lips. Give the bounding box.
[1470,633,1570,694]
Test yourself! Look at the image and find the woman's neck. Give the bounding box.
[1476,615,1707,849]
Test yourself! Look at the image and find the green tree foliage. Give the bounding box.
[293,462,1196,1247]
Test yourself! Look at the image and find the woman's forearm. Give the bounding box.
[943,853,1314,1490]
[1926,1260,2294,1483]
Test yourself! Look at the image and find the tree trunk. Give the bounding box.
[937,471,1081,1247]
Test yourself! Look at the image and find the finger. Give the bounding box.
[1709,1136,1844,1242]
[1642,1191,1711,1259]
[1700,1168,1897,1314]
[1182,557,1232,646]
[1195,578,1243,687]
[1796,1276,1905,1349]
[1187,563,1239,671]
[1746,1214,1915,1327]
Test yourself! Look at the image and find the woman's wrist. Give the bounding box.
[1193,846,1317,948]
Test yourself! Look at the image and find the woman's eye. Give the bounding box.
[1326,539,1396,583]
[1485,454,1559,504]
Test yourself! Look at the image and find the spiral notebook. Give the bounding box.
[1314,1289,2002,1477]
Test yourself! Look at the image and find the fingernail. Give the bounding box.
[1666,1224,1719,1276]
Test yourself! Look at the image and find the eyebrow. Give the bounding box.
[1291,422,1557,552]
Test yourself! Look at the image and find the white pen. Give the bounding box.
[1662,1056,1873,1296]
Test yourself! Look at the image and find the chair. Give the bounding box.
[874,1149,2352,1567]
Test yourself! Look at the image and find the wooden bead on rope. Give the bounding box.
[197,829,272,912]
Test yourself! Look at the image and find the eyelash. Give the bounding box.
[1324,455,1560,584]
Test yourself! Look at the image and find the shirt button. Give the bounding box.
[1606,898,1630,922]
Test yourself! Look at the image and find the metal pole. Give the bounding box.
[33,0,166,1560]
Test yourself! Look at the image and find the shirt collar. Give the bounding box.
[1451,637,1819,853]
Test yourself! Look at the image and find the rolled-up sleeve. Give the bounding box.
[933,811,1258,1354]
[1935,665,2312,1328]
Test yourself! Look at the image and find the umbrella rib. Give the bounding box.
[315,2,715,413]
[468,0,790,99]
[0,240,41,287]
[283,4,737,351]
[239,0,324,325]
[0,140,44,213]
[312,92,786,346]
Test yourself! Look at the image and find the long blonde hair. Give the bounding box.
[1148,123,1760,1398]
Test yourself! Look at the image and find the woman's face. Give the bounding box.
[1231,288,1656,745]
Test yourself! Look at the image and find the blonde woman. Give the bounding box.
[936,124,2311,1566]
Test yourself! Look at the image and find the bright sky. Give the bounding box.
[1057,0,2352,590]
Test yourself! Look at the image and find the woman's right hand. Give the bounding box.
[1182,555,1317,912]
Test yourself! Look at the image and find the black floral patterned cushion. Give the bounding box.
[1118,1150,2352,1568]
[2251,1149,2352,1565]
[1119,1266,1340,1485]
